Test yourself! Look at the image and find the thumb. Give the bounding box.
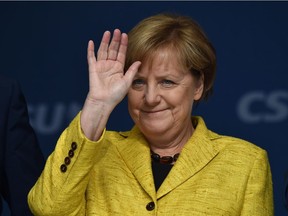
[124,61,141,86]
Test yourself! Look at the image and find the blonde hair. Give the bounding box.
[126,13,216,101]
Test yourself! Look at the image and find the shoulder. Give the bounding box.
[0,74,22,102]
[0,75,19,113]
[207,123,265,152]
[0,74,18,87]
[203,128,270,176]
[209,131,269,168]
[194,116,267,160]
[103,126,144,147]
[105,130,133,143]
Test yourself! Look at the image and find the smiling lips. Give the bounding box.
[142,108,167,113]
[141,109,168,117]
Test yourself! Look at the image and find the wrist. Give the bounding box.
[80,98,112,141]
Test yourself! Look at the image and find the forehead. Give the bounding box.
[139,48,186,75]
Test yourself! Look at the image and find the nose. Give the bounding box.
[144,84,161,106]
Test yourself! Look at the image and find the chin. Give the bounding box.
[141,127,168,138]
[138,121,171,135]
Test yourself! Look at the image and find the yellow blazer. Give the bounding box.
[28,113,273,215]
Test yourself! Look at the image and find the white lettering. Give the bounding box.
[28,102,81,135]
[237,90,288,123]
[265,91,288,122]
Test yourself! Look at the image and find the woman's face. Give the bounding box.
[128,51,203,140]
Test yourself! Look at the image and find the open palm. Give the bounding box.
[86,29,141,109]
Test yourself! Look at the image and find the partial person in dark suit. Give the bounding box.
[285,173,288,210]
[0,75,45,215]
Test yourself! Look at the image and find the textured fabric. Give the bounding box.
[0,75,45,215]
[28,112,274,216]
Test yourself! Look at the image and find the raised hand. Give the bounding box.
[86,29,141,109]
[81,29,141,141]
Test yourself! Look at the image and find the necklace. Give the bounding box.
[150,150,180,164]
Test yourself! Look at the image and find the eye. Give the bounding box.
[160,79,175,88]
[132,79,145,89]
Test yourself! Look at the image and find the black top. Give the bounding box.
[151,160,173,191]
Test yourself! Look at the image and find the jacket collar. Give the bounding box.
[116,116,220,199]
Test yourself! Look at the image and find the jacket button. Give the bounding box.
[60,164,67,172]
[64,157,71,165]
[146,202,155,211]
[71,142,77,150]
[68,149,74,158]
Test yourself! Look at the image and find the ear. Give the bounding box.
[193,74,204,101]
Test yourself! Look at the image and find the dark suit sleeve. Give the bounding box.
[0,78,45,216]
[285,174,288,211]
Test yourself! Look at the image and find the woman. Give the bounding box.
[28,13,273,215]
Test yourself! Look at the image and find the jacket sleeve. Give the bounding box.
[2,78,45,216]
[28,112,107,216]
[240,149,274,215]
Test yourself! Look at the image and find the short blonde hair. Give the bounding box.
[126,13,216,101]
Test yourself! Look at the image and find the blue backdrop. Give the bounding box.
[1,2,287,215]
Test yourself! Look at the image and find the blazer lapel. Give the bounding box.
[157,117,220,198]
[116,117,220,200]
[116,127,156,199]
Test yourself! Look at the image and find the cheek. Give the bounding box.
[168,89,195,115]
[169,88,194,106]
[128,91,142,113]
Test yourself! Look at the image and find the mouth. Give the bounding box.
[141,109,168,114]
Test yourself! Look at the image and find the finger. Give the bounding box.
[107,29,121,60]
[124,61,142,87]
[87,40,97,71]
[97,31,111,60]
[116,33,128,65]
